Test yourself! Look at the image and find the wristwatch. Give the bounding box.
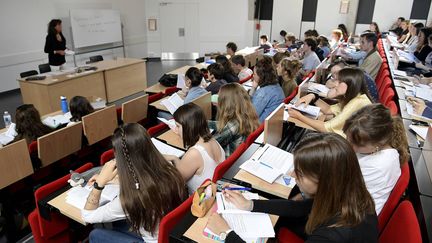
[93,181,105,190]
[219,229,233,241]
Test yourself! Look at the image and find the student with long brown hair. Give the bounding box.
[276,58,301,97]
[207,133,378,242]
[343,104,409,215]
[208,83,259,158]
[69,96,94,123]
[12,104,53,144]
[164,103,225,194]
[288,68,372,137]
[82,123,186,242]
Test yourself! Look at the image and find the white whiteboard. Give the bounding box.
[70,9,122,48]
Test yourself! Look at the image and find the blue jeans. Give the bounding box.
[89,221,144,243]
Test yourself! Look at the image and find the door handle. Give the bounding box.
[179,28,185,37]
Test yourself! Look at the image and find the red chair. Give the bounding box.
[239,74,253,84]
[116,107,122,123]
[283,86,299,104]
[148,92,164,104]
[378,78,392,99]
[100,149,114,165]
[164,87,180,95]
[380,87,395,105]
[158,179,212,243]
[212,143,248,181]
[379,201,422,243]
[378,162,409,233]
[148,123,168,137]
[29,163,93,243]
[386,101,399,116]
[245,123,265,146]
[277,227,304,243]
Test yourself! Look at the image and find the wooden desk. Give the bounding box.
[234,170,292,199]
[150,96,170,112]
[167,65,193,75]
[18,58,147,115]
[158,130,184,149]
[183,201,278,243]
[48,188,87,225]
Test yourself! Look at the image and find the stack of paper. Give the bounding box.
[42,112,72,128]
[0,123,17,145]
[409,125,429,140]
[216,192,260,214]
[393,70,407,77]
[307,83,329,96]
[415,87,432,102]
[286,103,321,119]
[157,117,176,129]
[240,144,294,184]
[151,138,185,157]
[406,102,432,122]
[161,93,184,114]
[66,184,120,209]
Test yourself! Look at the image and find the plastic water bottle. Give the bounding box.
[3,111,12,128]
[60,96,69,113]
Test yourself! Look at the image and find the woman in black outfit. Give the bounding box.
[215,55,239,83]
[44,19,67,66]
[414,27,432,63]
[207,133,378,243]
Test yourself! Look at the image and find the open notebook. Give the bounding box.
[240,144,294,184]
[286,103,321,119]
[0,123,17,145]
[161,93,184,114]
[151,138,185,157]
[307,83,329,96]
[66,184,120,209]
[42,112,72,128]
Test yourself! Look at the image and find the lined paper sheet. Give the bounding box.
[151,138,185,157]
[222,213,275,238]
[66,184,119,209]
[216,192,260,214]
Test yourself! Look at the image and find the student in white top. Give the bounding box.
[67,96,94,127]
[165,103,225,195]
[82,123,186,242]
[231,55,253,81]
[343,104,409,215]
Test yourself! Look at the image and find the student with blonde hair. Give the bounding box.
[343,104,409,214]
[209,83,260,157]
[277,59,301,97]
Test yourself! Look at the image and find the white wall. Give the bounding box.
[372,0,414,31]
[271,0,303,41]
[0,0,147,93]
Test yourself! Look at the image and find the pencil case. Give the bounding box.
[191,180,216,218]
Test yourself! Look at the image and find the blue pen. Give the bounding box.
[259,161,273,169]
[224,187,251,191]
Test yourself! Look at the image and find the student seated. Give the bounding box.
[304,29,319,39]
[226,42,237,57]
[207,133,378,242]
[390,17,405,36]
[277,58,301,97]
[82,123,187,242]
[276,30,287,44]
[165,103,225,194]
[326,59,379,102]
[278,34,298,51]
[414,34,432,74]
[369,22,381,38]
[183,67,208,103]
[405,23,423,53]
[272,52,290,67]
[230,55,253,80]
[338,24,349,41]
[12,104,53,144]
[249,58,285,123]
[330,29,343,49]
[358,32,382,80]
[397,20,410,43]
[414,27,432,64]
[301,38,321,76]
[208,83,259,158]
[215,55,239,83]
[343,104,409,215]
[407,96,432,119]
[205,63,227,95]
[68,96,94,125]
[288,68,372,137]
[317,36,331,58]
[258,35,272,53]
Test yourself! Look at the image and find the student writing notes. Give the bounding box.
[231,55,253,80]
[68,96,95,125]
[289,68,372,136]
[12,104,53,144]
[207,133,378,242]
[165,103,225,194]
[82,123,186,242]
[208,83,259,158]
[343,104,409,215]
[249,58,285,123]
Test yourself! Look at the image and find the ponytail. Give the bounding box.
[390,116,409,165]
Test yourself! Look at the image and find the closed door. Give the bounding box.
[159,2,199,54]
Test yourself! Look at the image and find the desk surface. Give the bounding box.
[183,200,278,243]
[91,58,144,71]
[145,83,167,94]
[157,130,184,149]
[150,96,170,112]
[48,188,87,225]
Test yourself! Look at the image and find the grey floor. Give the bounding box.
[0,60,196,129]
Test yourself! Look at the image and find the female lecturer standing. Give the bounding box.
[44,19,66,67]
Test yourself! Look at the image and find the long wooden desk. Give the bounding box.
[18,58,146,115]
[48,188,87,225]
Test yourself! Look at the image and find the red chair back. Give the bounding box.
[28,210,71,243]
[378,162,409,233]
[378,78,392,98]
[100,149,114,165]
[277,227,304,243]
[239,74,253,84]
[165,87,180,95]
[212,143,248,181]
[158,179,212,243]
[380,87,395,105]
[379,201,422,243]
[245,123,265,146]
[33,163,93,239]
[148,92,164,104]
[116,107,122,123]
[148,123,169,137]
[386,101,399,115]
